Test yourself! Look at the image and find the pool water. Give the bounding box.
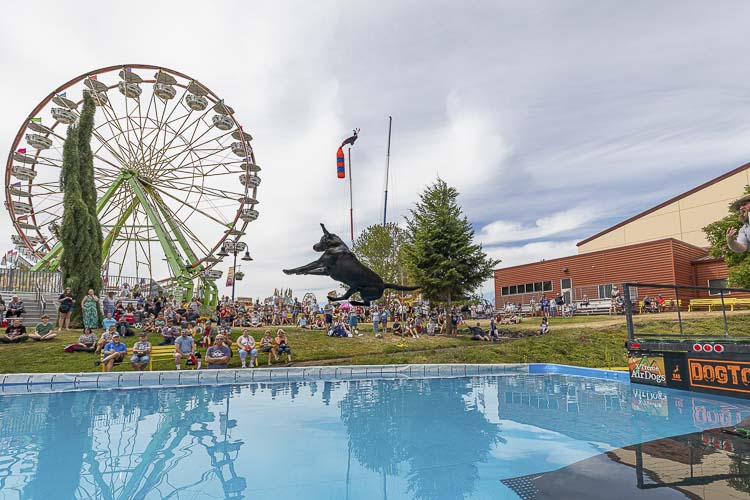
[2,373,750,499]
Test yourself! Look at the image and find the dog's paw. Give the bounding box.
[282,269,293,275]
[326,295,338,302]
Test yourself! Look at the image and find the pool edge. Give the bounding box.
[0,363,627,394]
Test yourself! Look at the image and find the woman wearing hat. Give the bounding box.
[727,194,750,254]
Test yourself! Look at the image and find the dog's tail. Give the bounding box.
[384,283,420,292]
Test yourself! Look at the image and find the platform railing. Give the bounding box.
[624,282,750,341]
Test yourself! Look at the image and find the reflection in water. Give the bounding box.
[0,386,247,499]
[340,378,504,499]
[2,374,750,499]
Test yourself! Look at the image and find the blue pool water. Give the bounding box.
[2,372,750,499]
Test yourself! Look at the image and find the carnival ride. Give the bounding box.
[5,64,261,306]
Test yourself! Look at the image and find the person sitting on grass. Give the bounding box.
[159,322,178,346]
[65,327,98,352]
[102,311,117,331]
[95,325,116,354]
[206,335,232,369]
[237,329,258,368]
[174,329,196,370]
[426,318,436,336]
[329,321,351,337]
[95,333,127,372]
[275,329,292,363]
[392,320,404,336]
[260,329,277,365]
[1,319,28,343]
[469,322,490,341]
[538,317,550,336]
[404,318,419,339]
[30,314,57,341]
[130,332,152,371]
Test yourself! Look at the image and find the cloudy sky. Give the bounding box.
[2,1,750,302]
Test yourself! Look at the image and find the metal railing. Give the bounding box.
[0,268,61,293]
[624,282,750,340]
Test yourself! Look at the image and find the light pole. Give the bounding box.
[217,240,253,302]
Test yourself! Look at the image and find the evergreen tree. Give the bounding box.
[58,97,103,326]
[704,185,750,287]
[352,222,411,296]
[403,179,499,311]
[77,94,103,255]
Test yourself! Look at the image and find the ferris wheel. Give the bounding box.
[5,64,261,304]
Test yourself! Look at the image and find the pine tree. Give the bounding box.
[704,185,750,287]
[403,179,499,311]
[352,223,410,285]
[58,96,103,326]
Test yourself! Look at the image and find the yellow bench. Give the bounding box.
[733,298,750,309]
[100,345,198,372]
[688,298,737,312]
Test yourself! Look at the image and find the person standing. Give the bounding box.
[372,306,380,333]
[101,291,117,317]
[57,288,75,331]
[727,195,750,254]
[81,289,100,330]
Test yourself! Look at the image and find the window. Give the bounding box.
[525,283,534,293]
[509,285,517,295]
[708,279,729,296]
[543,281,552,292]
[561,278,572,290]
[501,287,509,296]
[598,284,613,299]
[534,282,543,292]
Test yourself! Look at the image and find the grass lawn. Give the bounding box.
[0,311,745,374]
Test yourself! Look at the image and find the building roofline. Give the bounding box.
[576,160,750,247]
[494,237,708,273]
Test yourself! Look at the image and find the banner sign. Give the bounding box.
[688,358,750,395]
[629,354,667,386]
[226,267,235,287]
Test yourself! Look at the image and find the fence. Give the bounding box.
[0,269,170,298]
[624,282,750,340]
[0,269,61,293]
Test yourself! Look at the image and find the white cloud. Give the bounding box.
[477,207,599,245]
[486,240,580,270]
[2,1,750,301]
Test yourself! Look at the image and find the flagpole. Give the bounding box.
[383,116,392,226]
[348,147,354,244]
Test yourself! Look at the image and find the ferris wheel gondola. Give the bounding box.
[5,64,263,306]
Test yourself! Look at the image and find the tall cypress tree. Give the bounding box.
[59,96,103,326]
[403,178,499,312]
[77,94,103,255]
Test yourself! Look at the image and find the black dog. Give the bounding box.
[283,224,419,306]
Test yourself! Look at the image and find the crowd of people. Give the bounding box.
[0,284,541,371]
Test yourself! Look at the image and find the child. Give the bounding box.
[538,317,550,336]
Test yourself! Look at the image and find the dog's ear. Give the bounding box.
[320,223,330,235]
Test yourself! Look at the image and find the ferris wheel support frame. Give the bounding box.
[126,174,194,298]
[32,171,127,272]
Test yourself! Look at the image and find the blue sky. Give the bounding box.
[2,1,750,302]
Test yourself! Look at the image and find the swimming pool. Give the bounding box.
[1,366,750,499]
